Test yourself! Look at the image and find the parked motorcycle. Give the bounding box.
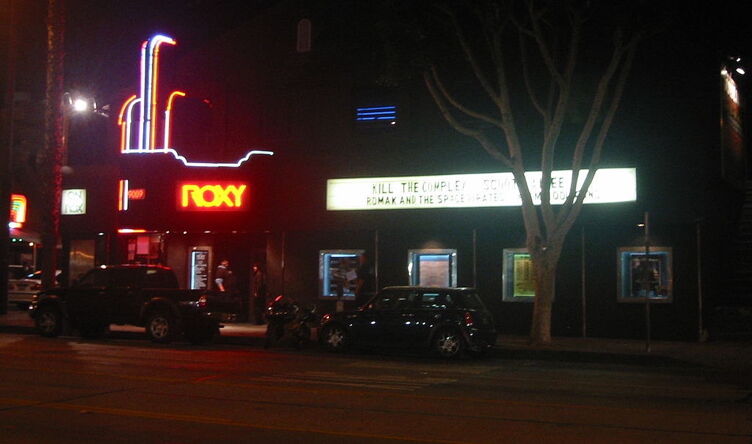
[264,295,317,349]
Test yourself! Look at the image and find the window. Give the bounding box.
[366,289,412,310]
[408,249,457,287]
[415,292,448,310]
[319,250,364,299]
[296,19,311,53]
[617,247,673,303]
[77,269,108,288]
[502,249,536,302]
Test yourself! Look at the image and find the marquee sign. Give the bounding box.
[117,34,273,167]
[327,168,636,211]
[178,181,248,211]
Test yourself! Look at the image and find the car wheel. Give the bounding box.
[35,306,63,337]
[294,324,311,350]
[146,311,177,343]
[320,324,348,352]
[79,322,108,339]
[432,329,464,359]
[264,322,284,349]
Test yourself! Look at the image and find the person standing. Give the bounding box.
[214,259,235,293]
[355,254,374,304]
[251,263,267,324]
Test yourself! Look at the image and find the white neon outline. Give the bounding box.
[126,149,274,168]
[138,40,148,151]
[141,35,176,151]
[121,34,274,167]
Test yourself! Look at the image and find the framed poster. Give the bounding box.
[319,250,364,299]
[503,249,537,302]
[408,249,457,287]
[617,247,673,303]
[190,246,212,290]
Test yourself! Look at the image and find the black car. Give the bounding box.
[319,286,496,358]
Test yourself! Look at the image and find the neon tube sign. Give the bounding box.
[118,34,273,167]
[178,182,248,211]
[9,194,27,229]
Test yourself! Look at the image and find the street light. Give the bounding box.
[71,97,89,113]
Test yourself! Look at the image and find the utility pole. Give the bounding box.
[0,0,18,315]
[39,0,65,290]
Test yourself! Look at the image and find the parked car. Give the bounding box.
[7,265,31,308]
[8,268,60,308]
[319,286,496,358]
[29,264,241,344]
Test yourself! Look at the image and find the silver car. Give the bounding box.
[8,267,59,308]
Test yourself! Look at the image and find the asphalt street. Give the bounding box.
[0,327,750,443]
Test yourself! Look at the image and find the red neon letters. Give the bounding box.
[178,182,248,211]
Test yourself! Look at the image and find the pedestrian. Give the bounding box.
[355,254,374,304]
[251,263,267,324]
[214,259,236,293]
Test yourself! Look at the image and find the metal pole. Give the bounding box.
[472,228,478,288]
[644,211,651,353]
[697,220,704,342]
[581,225,587,338]
[280,231,286,294]
[374,229,379,291]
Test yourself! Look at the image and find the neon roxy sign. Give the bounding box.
[178,182,248,211]
[117,34,273,167]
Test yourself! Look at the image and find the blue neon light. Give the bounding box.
[356,106,397,122]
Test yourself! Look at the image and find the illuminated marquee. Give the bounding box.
[327,168,637,211]
[117,34,273,167]
[178,182,248,211]
[9,194,27,229]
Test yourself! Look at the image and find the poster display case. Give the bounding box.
[617,247,673,302]
[319,250,364,299]
[408,249,457,287]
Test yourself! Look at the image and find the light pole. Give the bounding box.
[642,211,651,353]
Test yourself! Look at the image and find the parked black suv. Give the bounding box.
[29,265,240,344]
[319,286,496,358]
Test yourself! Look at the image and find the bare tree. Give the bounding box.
[424,0,641,343]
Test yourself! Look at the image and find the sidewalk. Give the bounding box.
[2,307,751,387]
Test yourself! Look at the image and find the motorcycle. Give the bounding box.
[264,295,317,349]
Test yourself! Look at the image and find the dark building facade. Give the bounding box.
[55,2,749,339]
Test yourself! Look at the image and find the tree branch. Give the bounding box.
[430,66,505,130]
[424,70,513,168]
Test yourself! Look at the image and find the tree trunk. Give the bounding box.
[39,0,64,290]
[529,242,563,344]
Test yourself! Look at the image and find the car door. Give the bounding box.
[348,290,402,346]
[109,268,143,324]
[67,268,114,324]
[397,290,443,347]
[379,289,414,347]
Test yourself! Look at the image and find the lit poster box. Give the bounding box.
[327,168,636,211]
[62,189,86,215]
